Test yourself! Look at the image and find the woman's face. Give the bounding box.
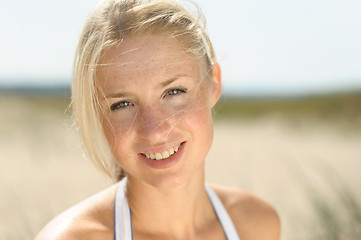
[97,34,221,187]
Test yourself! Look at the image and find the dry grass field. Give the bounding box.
[1,91,360,239]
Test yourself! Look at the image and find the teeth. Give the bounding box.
[144,144,181,161]
[155,153,162,160]
[162,151,170,158]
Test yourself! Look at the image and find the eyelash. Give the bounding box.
[165,88,187,96]
[110,101,134,111]
[109,88,187,111]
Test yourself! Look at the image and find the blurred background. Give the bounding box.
[1,0,360,239]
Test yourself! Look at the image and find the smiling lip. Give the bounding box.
[139,142,185,169]
[142,144,181,160]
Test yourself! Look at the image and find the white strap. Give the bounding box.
[205,185,241,240]
[114,178,132,240]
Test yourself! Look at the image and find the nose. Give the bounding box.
[136,105,175,140]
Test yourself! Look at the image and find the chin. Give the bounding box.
[148,163,205,190]
[141,171,189,190]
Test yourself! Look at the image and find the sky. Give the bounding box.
[1,0,361,96]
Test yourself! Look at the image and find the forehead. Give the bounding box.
[96,34,206,93]
[98,35,199,78]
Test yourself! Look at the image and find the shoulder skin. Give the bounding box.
[211,185,281,240]
[34,184,118,240]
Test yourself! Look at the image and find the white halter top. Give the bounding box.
[114,178,241,240]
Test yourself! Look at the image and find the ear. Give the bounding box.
[209,63,222,108]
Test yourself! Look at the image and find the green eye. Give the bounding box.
[110,101,134,111]
[166,88,186,96]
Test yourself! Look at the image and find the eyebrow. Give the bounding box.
[159,74,190,88]
[104,75,187,99]
[104,92,130,99]
[159,77,177,88]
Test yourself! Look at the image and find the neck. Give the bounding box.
[125,172,215,238]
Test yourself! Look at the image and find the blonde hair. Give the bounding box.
[72,0,217,181]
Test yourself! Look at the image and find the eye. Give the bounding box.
[110,101,134,111]
[165,88,187,96]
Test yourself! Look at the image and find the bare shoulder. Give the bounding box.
[210,185,281,240]
[34,183,119,240]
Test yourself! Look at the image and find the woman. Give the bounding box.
[36,0,280,239]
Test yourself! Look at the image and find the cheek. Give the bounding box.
[101,117,136,168]
[101,118,117,148]
[101,115,131,150]
[180,82,214,142]
[102,108,139,135]
[183,102,214,146]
